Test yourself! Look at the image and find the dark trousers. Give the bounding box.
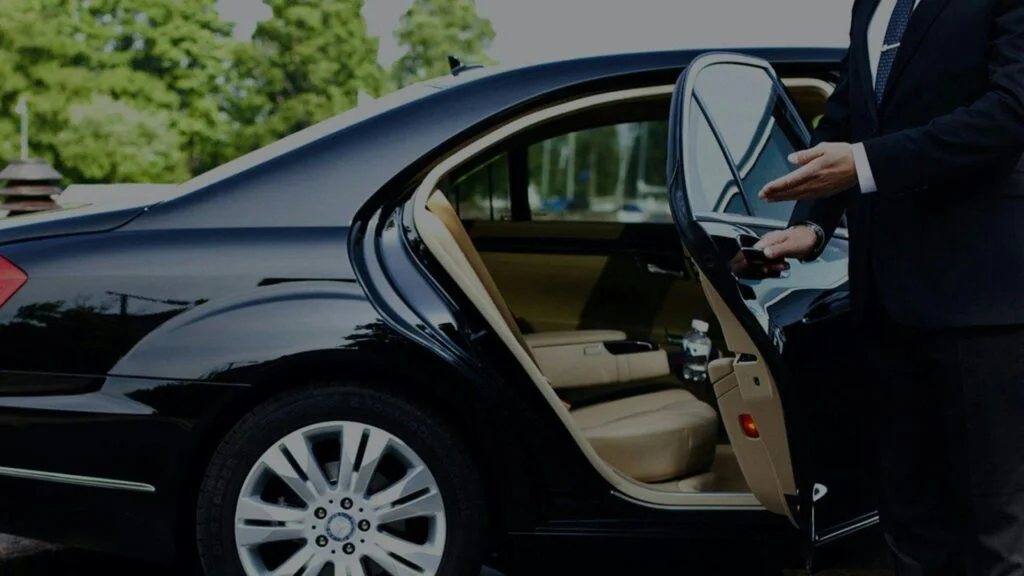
[864,293,1024,575]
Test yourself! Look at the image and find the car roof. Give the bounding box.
[126,47,845,232]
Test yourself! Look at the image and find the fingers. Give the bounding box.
[762,237,794,259]
[752,230,786,250]
[787,144,826,166]
[759,158,823,200]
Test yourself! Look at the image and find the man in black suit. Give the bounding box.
[753,0,1024,573]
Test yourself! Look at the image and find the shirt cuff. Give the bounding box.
[852,142,877,194]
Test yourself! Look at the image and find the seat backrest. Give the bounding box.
[423,190,535,359]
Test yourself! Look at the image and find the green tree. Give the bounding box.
[68,0,241,175]
[54,96,190,183]
[0,0,241,183]
[235,0,386,151]
[390,0,496,89]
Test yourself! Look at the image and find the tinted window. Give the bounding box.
[449,154,511,221]
[695,63,802,222]
[527,121,671,223]
[687,101,742,214]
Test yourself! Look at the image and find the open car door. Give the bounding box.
[667,52,880,564]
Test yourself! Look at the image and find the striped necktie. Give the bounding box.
[875,0,915,103]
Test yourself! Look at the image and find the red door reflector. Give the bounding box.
[0,257,27,308]
[739,414,760,438]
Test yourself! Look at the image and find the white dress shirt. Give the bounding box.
[851,0,921,193]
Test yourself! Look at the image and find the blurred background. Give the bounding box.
[0,0,851,194]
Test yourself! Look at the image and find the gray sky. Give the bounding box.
[218,0,854,67]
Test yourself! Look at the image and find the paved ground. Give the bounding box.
[0,533,894,575]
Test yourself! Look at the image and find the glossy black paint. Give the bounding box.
[0,47,843,567]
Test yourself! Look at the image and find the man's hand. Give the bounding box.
[753,225,819,265]
[758,142,857,202]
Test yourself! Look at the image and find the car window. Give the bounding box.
[448,154,511,221]
[527,121,672,223]
[694,64,800,222]
[687,102,744,215]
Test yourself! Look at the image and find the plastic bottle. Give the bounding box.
[682,319,713,382]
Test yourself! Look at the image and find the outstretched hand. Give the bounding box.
[758,142,858,202]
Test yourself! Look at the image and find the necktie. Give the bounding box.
[875,0,915,103]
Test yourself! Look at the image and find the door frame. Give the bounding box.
[407,82,766,509]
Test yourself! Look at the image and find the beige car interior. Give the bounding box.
[409,79,832,515]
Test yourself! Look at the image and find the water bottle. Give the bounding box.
[682,319,713,382]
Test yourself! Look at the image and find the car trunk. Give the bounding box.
[0,184,177,245]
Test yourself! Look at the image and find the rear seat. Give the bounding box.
[420,190,718,485]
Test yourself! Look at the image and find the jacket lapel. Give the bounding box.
[877,0,953,109]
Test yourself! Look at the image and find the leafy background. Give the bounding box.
[0,0,495,184]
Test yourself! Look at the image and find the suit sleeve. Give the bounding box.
[788,5,858,242]
[862,0,1024,194]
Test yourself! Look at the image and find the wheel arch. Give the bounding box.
[173,343,543,561]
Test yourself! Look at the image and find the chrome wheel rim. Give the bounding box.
[234,421,447,576]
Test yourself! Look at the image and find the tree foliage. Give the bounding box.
[235,0,386,152]
[54,96,190,183]
[0,0,237,182]
[0,0,493,186]
[391,0,496,89]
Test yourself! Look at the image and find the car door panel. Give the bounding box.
[668,52,877,552]
[466,220,720,352]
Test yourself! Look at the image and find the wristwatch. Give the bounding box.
[791,221,826,262]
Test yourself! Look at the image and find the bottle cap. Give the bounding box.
[692,319,710,332]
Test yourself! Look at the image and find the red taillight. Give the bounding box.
[739,414,760,439]
[0,257,27,308]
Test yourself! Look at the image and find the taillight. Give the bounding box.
[0,256,27,308]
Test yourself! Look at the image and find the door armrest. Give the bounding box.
[532,341,670,389]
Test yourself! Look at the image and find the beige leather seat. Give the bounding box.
[571,389,718,483]
[423,190,718,485]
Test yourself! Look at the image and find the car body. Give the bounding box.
[0,47,879,575]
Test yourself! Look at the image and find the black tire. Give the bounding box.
[195,383,488,576]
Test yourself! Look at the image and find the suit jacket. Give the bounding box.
[790,0,1024,327]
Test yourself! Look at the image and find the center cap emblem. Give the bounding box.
[325,511,355,542]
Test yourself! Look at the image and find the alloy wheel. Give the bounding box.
[234,421,447,576]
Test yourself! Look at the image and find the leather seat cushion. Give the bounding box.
[571,389,718,483]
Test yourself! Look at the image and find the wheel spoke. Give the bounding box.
[337,423,361,492]
[235,523,306,547]
[281,432,331,497]
[375,489,443,525]
[269,544,315,576]
[236,496,306,524]
[369,531,443,575]
[351,427,389,498]
[301,552,328,576]
[344,559,369,576]
[367,466,433,511]
[262,446,318,505]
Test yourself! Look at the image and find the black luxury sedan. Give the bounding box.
[0,48,881,575]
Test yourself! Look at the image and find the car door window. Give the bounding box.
[448,153,511,221]
[688,104,745,215]
[527,121,672,223]
[695,64,801,222]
